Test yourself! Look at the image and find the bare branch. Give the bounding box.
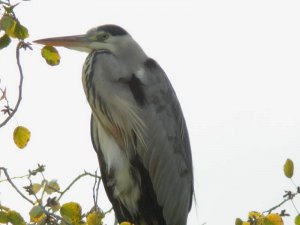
[104,207,114,216]
[263,190,299,214]
[58,171,101,201]
[0,167,34,205]
[93,170,101,211]
[0,41,27,128]
[0,173,28,183]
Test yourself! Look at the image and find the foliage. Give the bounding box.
[13,126,30,149]
[236,158,300,225]
[0,0,60,139]
[41,46,60,66]
[284,159,294,179]
[0,165,113,225]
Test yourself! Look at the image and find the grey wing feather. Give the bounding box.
[137,59,194,225]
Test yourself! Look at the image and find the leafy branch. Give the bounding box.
[0,166,34,205]
[0,165,112,225]
[236,158,300,225]
[0,0,30,128]
[57,171,101,201]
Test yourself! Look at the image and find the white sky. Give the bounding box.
[1,0,300,224]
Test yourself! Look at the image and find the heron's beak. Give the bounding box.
[34,34,89,47]
[34,34,92,52]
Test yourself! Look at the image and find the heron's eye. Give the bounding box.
[96,32,109,41]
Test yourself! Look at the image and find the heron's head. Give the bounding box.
[34,24,140,55]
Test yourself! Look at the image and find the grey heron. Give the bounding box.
[34,24,194,225]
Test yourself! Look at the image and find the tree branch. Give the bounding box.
[0,41,26,128]
[263,190,299,214]
[57,171,101,201]
[0,167,34,205]
[93,170,101,211]
[0,173,28,183]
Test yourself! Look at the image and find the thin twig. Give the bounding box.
[0,173,28,183]
[93,170,101,211]
[291,178,298,190]
[263,198,290,214]
[104,207,114,216]
[26,175,72,225]
[0,167,34,205]
[263,191,299,214]
[0,41,25,128]
[290,199,299,214]
[58,171,101,201]
[40,207,72,225]
[0,87,12,115]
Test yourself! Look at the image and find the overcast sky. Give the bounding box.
[1,0,300,224]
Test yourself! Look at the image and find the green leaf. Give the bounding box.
[0,211,9,224]
[29,205,45,223]
[284,158,294,178]
[87,210,104,225]
[295,214,300,225]
[0,34,11,49]
[0,15,16,33]
[60,202,82,225]
[45,180,60,194]
[13,22,29,39]
[235,218,243,225]
[41,46,60,66]
[7,210,26,225]
[13,126,31,149]
[0,16,28,39]
[31,183,42,194]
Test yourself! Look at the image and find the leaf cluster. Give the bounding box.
[0,166,112,225]
[0,0,61,142]
[0,1,29,49]
[236,158,300,225]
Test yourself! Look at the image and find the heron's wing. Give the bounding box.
[135,58,194,225]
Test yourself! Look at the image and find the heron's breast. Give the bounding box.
[95,120,141,215]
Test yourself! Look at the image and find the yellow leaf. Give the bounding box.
[13,126,31,149]
[242,222,250,225]
[41,46,60,66]
[0,15,28,39]
[248,211,264,220]
[7,210,26,225]
[284,158,294,178]
[0,15,17,37]
[265,213,284,225]
[13,22,29,40]
[60,202,82,225]
[87,211,104,225]
[120,222,134,225]
[295,214,300,225]
[0,211,9,224]
[31,183,42,194]
[235,218,243,225]
[29,205,45,223]
[45,180,60,194]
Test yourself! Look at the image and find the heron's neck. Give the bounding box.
[118,39,148,71]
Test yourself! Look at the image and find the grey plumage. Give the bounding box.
[34,25,194,225]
